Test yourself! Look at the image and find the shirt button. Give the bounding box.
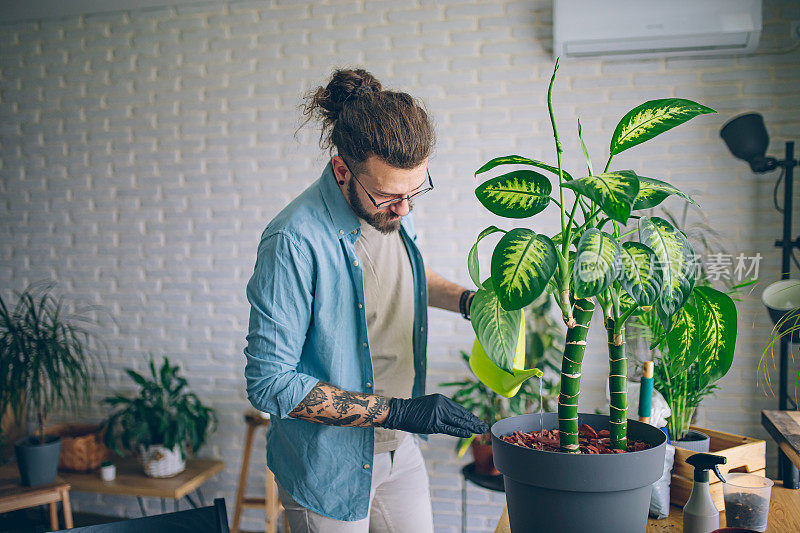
[339,230,344,235]
[362,342,368,348]
[351,230,358,235]
[365,382,372,388]
[363,464,370,469]
[353,260,359,267]
[358,303,363,309]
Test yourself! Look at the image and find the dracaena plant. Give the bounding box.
[467,59,739,453]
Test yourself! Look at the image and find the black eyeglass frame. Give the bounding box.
[338,156,434,209]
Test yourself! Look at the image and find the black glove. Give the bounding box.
[382,393,489,438]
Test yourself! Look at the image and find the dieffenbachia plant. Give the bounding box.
[467,59,739,452]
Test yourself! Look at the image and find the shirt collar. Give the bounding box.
[319,158,416,240]
[320,159,360,238]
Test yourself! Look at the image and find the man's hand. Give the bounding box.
[382,393,489,438]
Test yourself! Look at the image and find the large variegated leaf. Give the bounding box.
[610,99,716,156]
[470,277,522,374]
[572,228,621,298]
[468,226,506,288]
[692,286,737,385]
[639,216,697,320]
[475,170,552,219]
[475,155,574,181]
[666,286,737,384]
[633,176,697,210]
[618,242,664,307]
[563,170,640,223]
[491,228,558,311]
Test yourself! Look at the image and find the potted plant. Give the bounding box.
[442,295,561,475]
[0,281,105,486]
[103,356,217,478]
[466,59,739,532]
[628,210,751,450]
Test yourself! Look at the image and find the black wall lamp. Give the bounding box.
[720,112,799,489]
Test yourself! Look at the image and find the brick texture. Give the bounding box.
[1,1,799,531]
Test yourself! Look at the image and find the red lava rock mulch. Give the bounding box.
[500,424,650,454]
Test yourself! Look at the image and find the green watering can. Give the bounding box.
[469,308,542,398]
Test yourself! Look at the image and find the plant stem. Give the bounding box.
[606,316,627,450]
[558,298,595,452]
[546,59,565,238]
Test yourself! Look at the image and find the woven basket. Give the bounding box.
[45,423,110,472]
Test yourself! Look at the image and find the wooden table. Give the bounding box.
[494,481,800,532]
[59,456,224,516]
[0,462,73,530]
[762,410,800,471]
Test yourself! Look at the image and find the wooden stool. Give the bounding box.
[232,409,287,533]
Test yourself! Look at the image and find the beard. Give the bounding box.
[347,179,413,235]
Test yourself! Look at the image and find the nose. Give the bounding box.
[388,198,410,217]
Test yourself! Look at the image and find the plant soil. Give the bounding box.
[724,492,769,529]
[500,423,650,453]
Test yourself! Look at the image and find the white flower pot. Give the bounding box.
[139,444,186,478]
[100,463,116,481]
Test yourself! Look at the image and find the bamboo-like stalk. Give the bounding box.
[558,298,595,452]
[606,317,627,450]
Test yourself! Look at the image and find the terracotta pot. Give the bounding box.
[471,435,500,476]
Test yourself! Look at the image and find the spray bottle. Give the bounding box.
[683,453,727,533]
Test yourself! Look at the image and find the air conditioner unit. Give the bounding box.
[553,0,762,59]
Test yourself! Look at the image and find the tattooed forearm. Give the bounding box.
[289,382,391,427]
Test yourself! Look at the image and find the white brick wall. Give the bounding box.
[1,1,799,531]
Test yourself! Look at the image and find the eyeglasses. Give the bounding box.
[339,157,434,209]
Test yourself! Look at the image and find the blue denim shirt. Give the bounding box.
[244,161,428,521]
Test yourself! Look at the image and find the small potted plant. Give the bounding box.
[100,460,116,481]
[0,281,105,486]
[103,356,217,478]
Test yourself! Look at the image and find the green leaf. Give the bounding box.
[475,170,552,219]
[610,98,716,156]
[666,287,737,385]
[577,118,593,176]
[470,278,522,374]
[563,170,640,224]
[491,228,558,311]
[468,226,506,289]
[475,155,573,181]
[618,242,664,307]
[639,216,697,320]
[572,229,621,298]
[633,176,697,210]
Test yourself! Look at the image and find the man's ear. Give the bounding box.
[331,156,347,185]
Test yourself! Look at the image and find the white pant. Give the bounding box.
[277,435,434,533]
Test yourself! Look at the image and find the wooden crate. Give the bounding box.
[670,425,766,511]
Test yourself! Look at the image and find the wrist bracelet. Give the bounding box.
[459,289,475,320]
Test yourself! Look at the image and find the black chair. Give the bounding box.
[57,498,229,532]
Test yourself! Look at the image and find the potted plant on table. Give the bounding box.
[466,59,739,532]
[0,281,106,486]
[103,356,217,478]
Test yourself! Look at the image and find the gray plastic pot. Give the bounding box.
[14,435,62,487]
[673,429,710,453]
[492,413,667,533]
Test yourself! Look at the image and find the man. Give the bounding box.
[244,68,484,532]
